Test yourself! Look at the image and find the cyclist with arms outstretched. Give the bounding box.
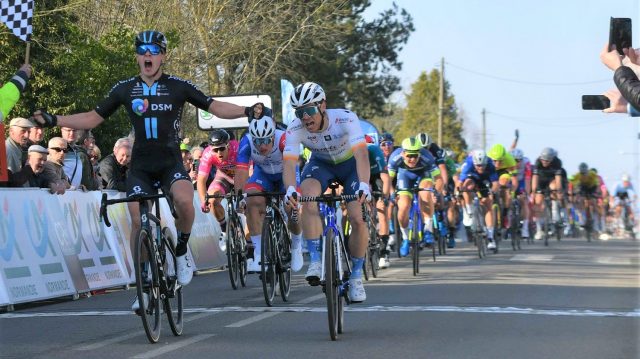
[33,30,265,311]
[283,82,371,302]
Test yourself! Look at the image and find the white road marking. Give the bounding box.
[6,305,638,319]
[225,312,280,328]
[510,254,554,261]
[131,334,215,359]
[595,257,633,265]
[74,312,221,350]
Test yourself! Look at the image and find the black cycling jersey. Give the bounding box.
[94,73,214,195]
[95,74,213,164]
[532,157,563,182]
[426,143,446,166]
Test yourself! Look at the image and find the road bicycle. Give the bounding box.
[296,185,360,341]
[206,193,248,289]
[246,192,292,306]
[100,191,183,343]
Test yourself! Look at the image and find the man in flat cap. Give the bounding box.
[5,117,34,176]
[9,145,64,193]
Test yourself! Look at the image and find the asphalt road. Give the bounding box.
[1,236,638,359]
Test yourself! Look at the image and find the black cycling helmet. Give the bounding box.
[208,129,230,147]
[135,30,167,53]
[381,132,394,143]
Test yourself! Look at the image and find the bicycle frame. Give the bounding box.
[319,202,350,286]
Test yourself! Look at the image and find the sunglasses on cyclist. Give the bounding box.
[211,146,227,153]
[380,141,394,147]
[405,153,419,159]
[49,147,68,153]
[136,44,163,55]
[295,106,320,119]
[253,137,273,146]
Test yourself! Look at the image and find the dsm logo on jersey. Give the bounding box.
[334,117,350,124]
[132,98,149,116]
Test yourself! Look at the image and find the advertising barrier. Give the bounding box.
[0,188,224,306]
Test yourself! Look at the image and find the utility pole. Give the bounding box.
[482,108,486,151]
[438,57,444,147]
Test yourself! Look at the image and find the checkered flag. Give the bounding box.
[1,0,33,42]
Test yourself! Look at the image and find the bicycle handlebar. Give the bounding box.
[100,192,168,228]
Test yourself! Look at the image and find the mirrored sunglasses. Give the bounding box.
[136,43,163,55]
[295,106,320,119]
[253,137,273,146]
[380,141,394,147]
[49,147,68,153]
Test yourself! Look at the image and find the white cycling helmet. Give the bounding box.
[249,116,276,138]
[472,150,488,166]
[510,148,524,161]
[416,132,432,148]
[290,82,326,108]
[622,174,630,182]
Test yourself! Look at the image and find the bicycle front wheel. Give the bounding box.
[226,217,240,289]
[412,218,420,276]
[324,230,339,341]
[276,213,292,301]
[135,228,161,343]
[261,216,277,306]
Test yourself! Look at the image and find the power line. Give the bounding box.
[486,111,615,128]
[446,61,611,86]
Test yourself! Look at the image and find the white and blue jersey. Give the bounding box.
[237,129,293,192]
[459,155,499,185]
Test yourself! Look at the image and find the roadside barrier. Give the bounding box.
[0,188,224,306]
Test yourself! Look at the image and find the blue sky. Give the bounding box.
[364,0,640,189]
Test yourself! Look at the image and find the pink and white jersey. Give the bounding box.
[237,129,286,175]
[197,139,240,178]
[283,108,365,164]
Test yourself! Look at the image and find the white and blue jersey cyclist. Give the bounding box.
[387,137,441,256]
[235,117,303,273]
[282,81,370,303]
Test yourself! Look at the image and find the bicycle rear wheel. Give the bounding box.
[226,217,240,289]
[324,230,339,341]
[234,216,248,288]
[135,228,161,343]
[261,216,277,306]
[161,228,183,336]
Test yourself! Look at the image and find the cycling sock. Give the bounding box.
[305,237,322,262]
[250,235,261,256]
[486,227,494,240]
[380,235,389,255]
[400,227,409,241]
[423,217,433,232]
[176,231,190,256]
[291,233,302,249]
[350,256,365,279]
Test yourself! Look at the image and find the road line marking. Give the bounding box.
[510,254,554,261]
[595,257,632,265]
[9,306,639,319]
[297,293,325,304]
[75,331,141,351]
[224,312,280,327]
[131,334,215,359]
[73,312,220,350]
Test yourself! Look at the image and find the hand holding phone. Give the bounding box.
[609,17,632,55]
[582,95,611,110]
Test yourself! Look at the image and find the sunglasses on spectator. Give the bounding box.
[295,106,320,119]
[136,44,163,55]
[211,146,227,153]
[380,141,393,147]
[49,147,68,153]
[253,137,273,146]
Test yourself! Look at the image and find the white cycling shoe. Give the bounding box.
[176,254,193,285]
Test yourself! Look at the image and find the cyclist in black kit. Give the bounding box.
[33,30,265,311]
